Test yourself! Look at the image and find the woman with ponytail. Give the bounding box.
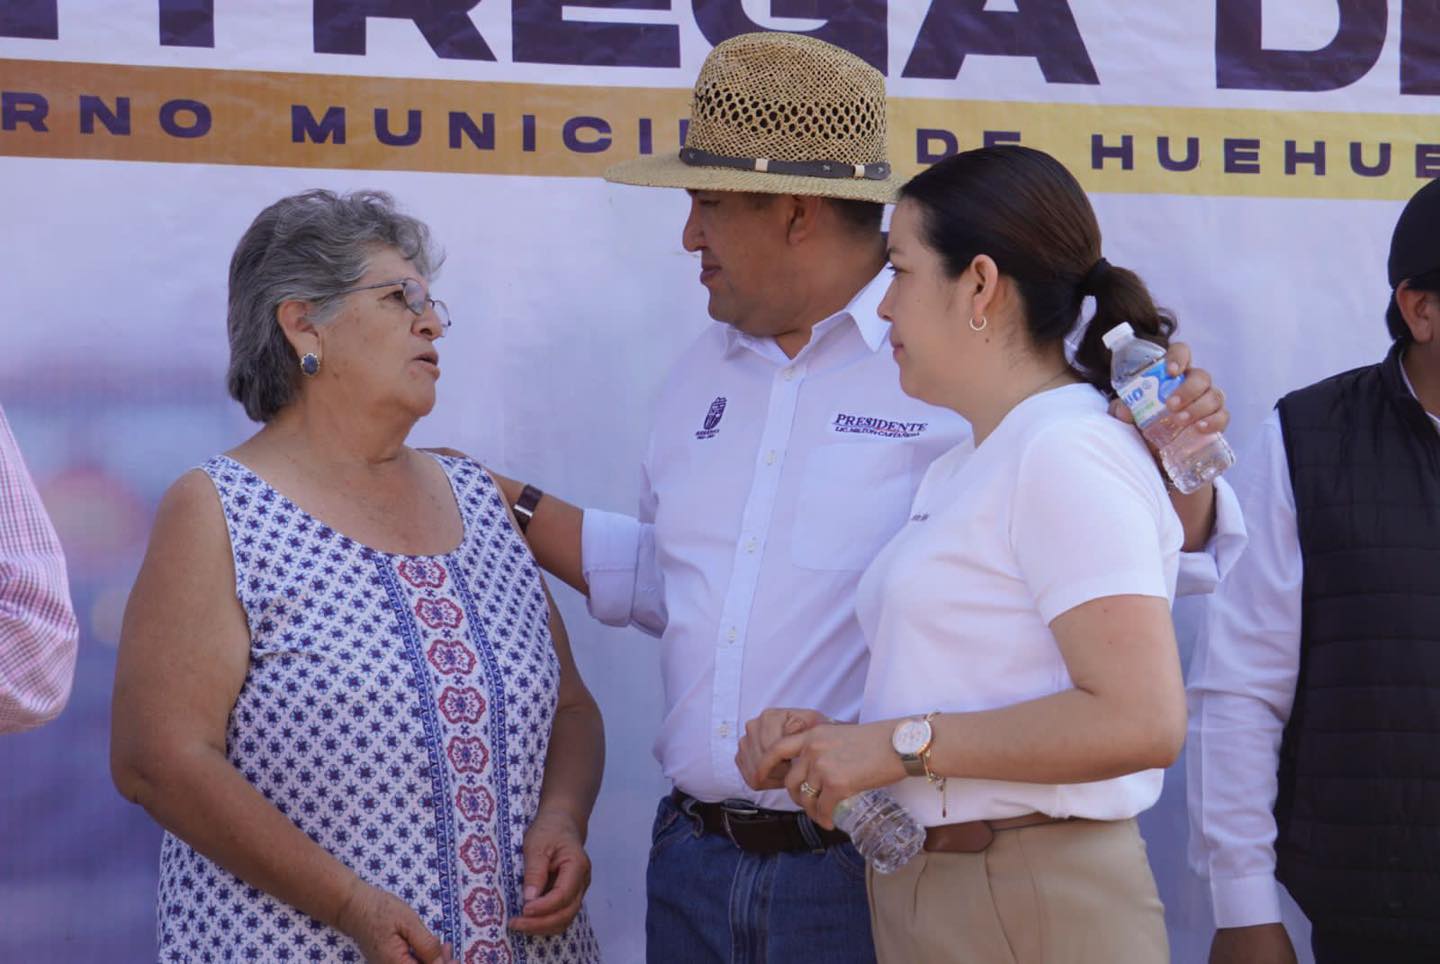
[738,146,1194,962]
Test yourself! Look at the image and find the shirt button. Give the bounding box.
[765,450,776,465]
[783,368,796,381]
[727,628,737,642]
[718,723,730,737]
[745,538,757,553]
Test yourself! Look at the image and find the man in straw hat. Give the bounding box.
[492,31,1240,961]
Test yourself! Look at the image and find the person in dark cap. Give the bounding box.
[1189,177,1440,964]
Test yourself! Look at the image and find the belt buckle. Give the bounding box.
[719,798,761,848]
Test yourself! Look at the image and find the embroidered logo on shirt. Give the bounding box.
[696,396,727,440]
[832,412,928,439]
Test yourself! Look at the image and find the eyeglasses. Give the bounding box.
[334,277,452,329]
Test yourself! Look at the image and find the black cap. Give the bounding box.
[1389,178,1440,287]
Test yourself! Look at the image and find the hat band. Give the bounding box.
[679,146,891,181]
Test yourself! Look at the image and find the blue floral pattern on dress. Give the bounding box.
[155,455,600,964]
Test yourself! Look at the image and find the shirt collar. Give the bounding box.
[1398,349,1440,431]
[722,268,892,359]
[848,269,893,352]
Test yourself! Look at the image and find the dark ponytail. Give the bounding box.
[1071,261,1176,396]
[898,146,1177,397]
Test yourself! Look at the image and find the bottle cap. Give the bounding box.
[1101,322,1134,350]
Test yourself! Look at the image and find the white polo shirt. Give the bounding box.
[583,271,1240,810]
[858,383,1184,826]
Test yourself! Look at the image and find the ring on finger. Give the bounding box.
[799,780,820,798]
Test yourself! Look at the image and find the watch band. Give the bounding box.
[512,484,543,534]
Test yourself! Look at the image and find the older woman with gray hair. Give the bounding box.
[110,190,604,963]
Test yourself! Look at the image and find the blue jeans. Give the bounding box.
[645,793,877,964]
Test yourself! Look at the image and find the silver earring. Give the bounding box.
[969,315,988,332]
[300,352,320,376]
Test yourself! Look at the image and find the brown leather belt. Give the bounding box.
[924,813,1078,853]
[671,790,851,855]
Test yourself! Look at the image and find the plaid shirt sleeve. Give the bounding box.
[0,404,78,734]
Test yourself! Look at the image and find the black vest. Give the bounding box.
[1274,344,1440,945]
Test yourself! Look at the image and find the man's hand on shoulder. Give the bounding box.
[1209,923,1297,964]
[420,446,470,460]
[1108,341,1230,550]
[418,447,524,507]
[1107,341,1230,438]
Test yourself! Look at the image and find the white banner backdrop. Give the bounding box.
[1,2,1429,960]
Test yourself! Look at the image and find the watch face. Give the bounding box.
[892,718,932,756]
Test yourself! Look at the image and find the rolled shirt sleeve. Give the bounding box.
[1176,476,1247,597]
[580,439,667,637]
[0,406,79,734]
[580,510,666,636]
[1185,413,1301,929]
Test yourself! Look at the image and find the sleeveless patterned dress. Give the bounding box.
[156,454,600,964]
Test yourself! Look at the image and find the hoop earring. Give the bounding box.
[969,315,988,332]
[300,352,320,376]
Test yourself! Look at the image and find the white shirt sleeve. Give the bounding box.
[1176,476,1248,597]
[1011,421,1177,624]
[579,439,667,638]
[1185,411,1301,929]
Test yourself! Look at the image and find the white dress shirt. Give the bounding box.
[1186,361,1440,929]
[859,385,1183,825]
[585,270,1243,809]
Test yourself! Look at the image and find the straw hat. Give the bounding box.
[605,32,896,203]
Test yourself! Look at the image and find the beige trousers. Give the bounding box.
[867,818,1169,964]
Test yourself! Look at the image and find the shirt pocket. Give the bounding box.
[791,442,919,571]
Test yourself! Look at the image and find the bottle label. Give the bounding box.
[1117,360,1184,427]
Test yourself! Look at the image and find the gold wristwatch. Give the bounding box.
[891,715,935,778]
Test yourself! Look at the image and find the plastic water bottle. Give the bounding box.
[1103,323,1235,493]
[832,789,925,874]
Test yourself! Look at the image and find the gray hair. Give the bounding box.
[226,189,443,422]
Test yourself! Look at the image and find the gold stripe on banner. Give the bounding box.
[1,57,1437,200]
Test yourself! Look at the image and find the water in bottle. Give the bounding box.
[1103,323,1235,493]
[832,789,925,874]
